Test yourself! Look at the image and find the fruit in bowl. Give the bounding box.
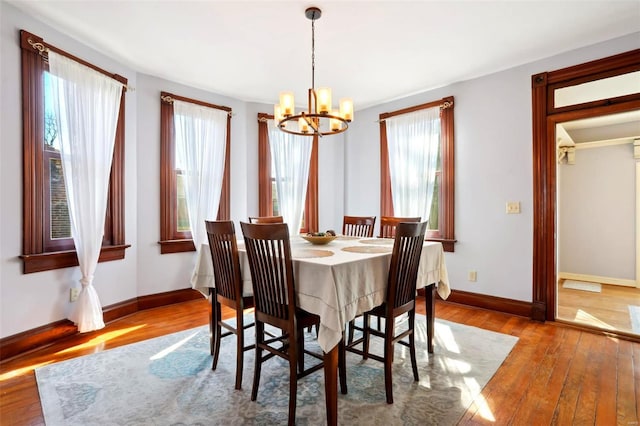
[302,230,337,245]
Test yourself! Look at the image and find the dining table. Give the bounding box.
[191,234,451,425]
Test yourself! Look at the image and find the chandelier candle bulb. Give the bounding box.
[330,110,341,131]
[340,98,353,122]
[274,105,284,127]
[279,92,294,117]
[299,117,310,133]
[317,88,331,114]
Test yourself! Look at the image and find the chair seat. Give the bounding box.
[296,308,320,328]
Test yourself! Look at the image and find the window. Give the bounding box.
[20,30,129,273]
[159,92,231,254]
[257,113,318,233]
[380,96,456,251]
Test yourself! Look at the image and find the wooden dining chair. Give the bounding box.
[342,215,376,238]
[248,215,284,224]
[240,221,346,425]
[345,221,428,404]
[378,216,421,238]
[205,220,255,390]
[343,215,377,342]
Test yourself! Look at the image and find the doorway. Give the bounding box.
[555,110,639,336]
[531,48,640,340]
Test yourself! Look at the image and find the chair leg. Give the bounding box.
[235,310,244,390]
[288,331,299,426]
[209,289,216,356]
[347,319,355,344]
[408,311,419,382]
[251,321,264,402]
[297,326,305,373]
[212,300,222,370]
[384,317,395,404]
[362,314,371,360]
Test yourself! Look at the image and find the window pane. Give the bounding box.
[49,157,71,239]
[554,71,640,108]
[428,173,440,230]
[45,71,72,241]
[176,172,190,232]
[44,71,60,151]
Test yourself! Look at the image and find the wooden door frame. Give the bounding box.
[531,49,640,321]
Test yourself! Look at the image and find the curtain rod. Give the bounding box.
[27,37,135,92]
[377,99,454,122]
[161,94,233,117]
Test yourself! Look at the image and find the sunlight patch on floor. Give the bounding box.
[0,361,53,381]
[464,377,496,421]
[150,330,200,360]
[56,324,147,355]
[573,309,616,330]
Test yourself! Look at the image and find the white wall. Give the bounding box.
[345,32,639,302]
[558,143,636,280]
[1,0,638,338]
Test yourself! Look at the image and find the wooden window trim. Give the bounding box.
[257,113,318,233]
[159,91,231,254]
[20,30,129,274]
[380,96,456,252]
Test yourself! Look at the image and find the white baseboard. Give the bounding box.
[558,272,636,288]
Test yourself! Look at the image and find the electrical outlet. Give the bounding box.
[70,288,80,302]
[468,271,477,282]
[506,201,521,214]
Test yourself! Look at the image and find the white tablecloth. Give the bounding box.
[191,236,450,353]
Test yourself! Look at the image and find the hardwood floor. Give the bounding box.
[1,299,638,425]
[557,281,640,336]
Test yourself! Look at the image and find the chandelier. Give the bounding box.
[274,7,353,137]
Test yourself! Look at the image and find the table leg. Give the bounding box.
[323,345,338,426]
[425,283,435,353]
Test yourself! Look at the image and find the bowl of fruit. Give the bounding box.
[301,230,337,245]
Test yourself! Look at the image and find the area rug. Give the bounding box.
[36,315,518,425]
[562,279,602,293]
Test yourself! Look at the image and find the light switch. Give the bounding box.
[506,201,521,214]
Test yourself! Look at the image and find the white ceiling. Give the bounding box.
[8,0,640,110]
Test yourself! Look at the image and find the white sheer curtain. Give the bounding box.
[268,121,312,235]
[174,100,228,251]
[386,106,441,222]
[48,52,123,333]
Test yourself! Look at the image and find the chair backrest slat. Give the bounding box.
[205,220,243,303]
[342,215,376,238]
[379,216,421,238]
[241,222,296,322]
[387,221,428,309]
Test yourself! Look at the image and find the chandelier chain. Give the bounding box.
[311,16,315,90]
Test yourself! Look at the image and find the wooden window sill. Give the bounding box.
[158,239,196,254]
[21,244,131,274]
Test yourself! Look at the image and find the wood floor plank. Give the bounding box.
[508,324,565,423]
[617,339,639,425]
[572,332,603,424]
[594,333,620,425]
[476,321,549,425]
